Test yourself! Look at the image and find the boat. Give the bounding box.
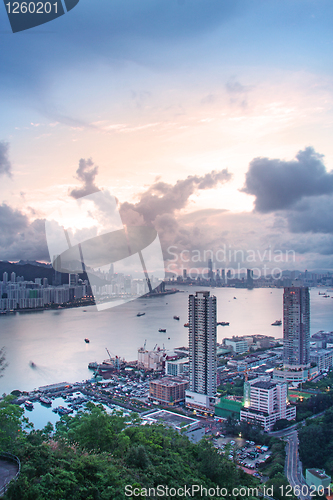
[29,361,36,368]
[173,315,180,320]
[84,338,90,343]
[40,396,52,406]
[137,312,145,317]
[233,297,237,299]
[217,322,229,326]
[24,400,34,410]
[168,337,170,340]
[88,361,98,370]
[184,323,189,327]
[159,328,166,332]
[271,320,282,326]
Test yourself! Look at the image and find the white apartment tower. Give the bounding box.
[240,376,296,431]
[185,291,217,411]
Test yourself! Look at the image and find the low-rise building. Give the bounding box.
[306,469,331,491]
[310,348,333,372]
[143,410,204,443]
[165,357,189,377]
[225,338,249,354]
[273,365,319,384]
[149,377,189,405]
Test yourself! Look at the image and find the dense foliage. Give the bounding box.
[298,406,333,476]
[295,391,333,421]
[1,402,259,500]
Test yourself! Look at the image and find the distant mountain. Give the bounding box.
[16,260,52,268]
[0,260,110,287]
[0,261,57,283]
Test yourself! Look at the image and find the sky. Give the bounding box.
[1,0,333,274]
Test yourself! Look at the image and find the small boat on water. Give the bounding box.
[88,361,98,370]
[159,328,166,333]
[184,323,189,328]
[271,320,282,326]
[24,400,34,410]
[29,361,36,368]
[173,315,180,320]
[137,312,145,317]
[84,338,90,343]
[217,322,229,326]
[40,396,52,406]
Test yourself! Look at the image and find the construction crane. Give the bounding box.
[143,339,147,350]
[153,344,158,351]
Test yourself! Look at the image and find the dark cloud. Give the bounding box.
[241,147,333,213]
[69,158,100,200]
[287,195,333,234]
[0,204,49,261]
[120,169,232,225]
[0,141,12,178]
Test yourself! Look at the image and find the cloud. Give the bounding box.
[241,147,333,213]
[287,195,333,234]
[0,204,49,261]
[0,141,12,178]
[69,158,100,199]
[120,169,232,225]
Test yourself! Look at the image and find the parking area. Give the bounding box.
[212,437,271,477]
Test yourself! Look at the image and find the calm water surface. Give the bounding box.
[0,287,332,395]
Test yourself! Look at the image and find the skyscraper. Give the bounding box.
[208,258,213,281]
[283,285,310,369]
[185,291,217,411]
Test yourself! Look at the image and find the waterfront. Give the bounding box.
[0,287,332,395]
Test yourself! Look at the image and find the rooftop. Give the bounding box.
[252,381,277,390]
[150,377,189,387]
[144,410,199,430]
[308,469,331,480]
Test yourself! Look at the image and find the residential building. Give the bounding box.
[283,285,310,369]
[185,291,217,411]
[240,376,296,431]
[149,377,189,405]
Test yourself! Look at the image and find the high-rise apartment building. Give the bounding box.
[185,291,217,412]
[283,285,310,369]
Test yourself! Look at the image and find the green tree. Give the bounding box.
[0,396,27,452]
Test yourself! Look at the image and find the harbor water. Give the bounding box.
[0,287,332,396]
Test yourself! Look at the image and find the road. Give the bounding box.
[270,426,310,500]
